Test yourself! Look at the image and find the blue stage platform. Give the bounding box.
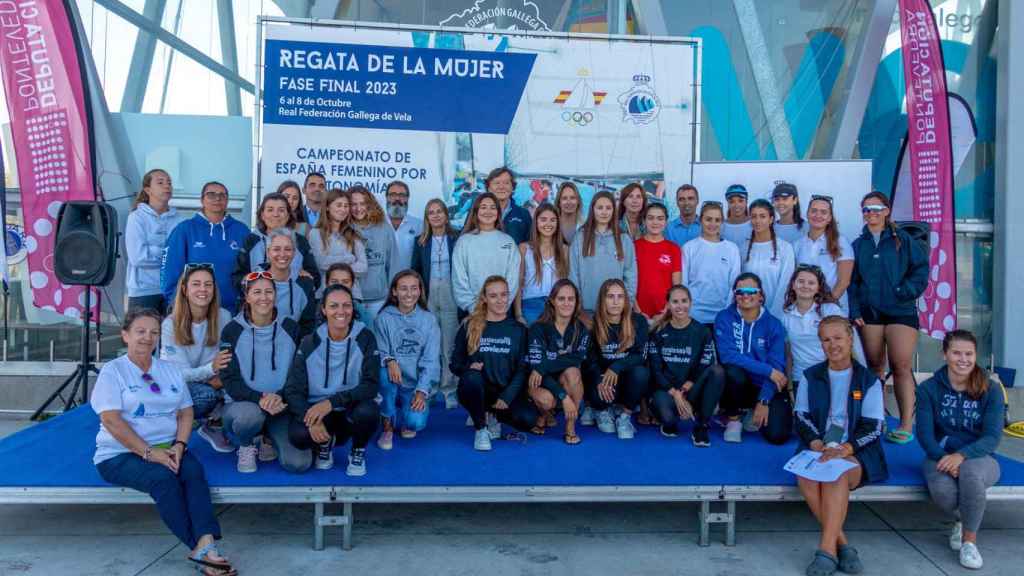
[2,407,1022,548]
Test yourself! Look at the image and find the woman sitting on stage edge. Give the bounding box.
[795,315,887,576]
[91,309,237,576]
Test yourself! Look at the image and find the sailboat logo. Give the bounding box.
[553,69,606,127]
[618,74,660,125]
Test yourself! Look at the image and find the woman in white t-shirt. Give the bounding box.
[516,203,568,325]
[92,309,236,576]
[792,195,855,313]
[741,199,795,318]
[683,201,741,327]
[781,265,853,386]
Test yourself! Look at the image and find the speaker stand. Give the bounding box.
[31,287,99,421]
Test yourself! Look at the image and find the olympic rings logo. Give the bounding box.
[561,110,594,126]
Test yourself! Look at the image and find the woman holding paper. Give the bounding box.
[794,315,887,576]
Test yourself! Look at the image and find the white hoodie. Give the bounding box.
[741,239,795,318]
[682,237,741,324]
[125,203,183,297]
[452,229,521,312]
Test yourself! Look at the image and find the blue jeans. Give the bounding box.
[187,382,222,421]
[96,451,220,549]
[521,297,546,325]
[221,401,311,473]
[378,368,430,432]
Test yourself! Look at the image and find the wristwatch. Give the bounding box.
[172,440,188,451]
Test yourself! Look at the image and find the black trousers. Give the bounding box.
[585,364,650,411]
[650,364,726,427]
[457,370,538,432]
[719,363,792,444]
[288,399,380,451]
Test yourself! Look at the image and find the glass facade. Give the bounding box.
[0,0,999,363]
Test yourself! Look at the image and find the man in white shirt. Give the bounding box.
[386,180,423,272]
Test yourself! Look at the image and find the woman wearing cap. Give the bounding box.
[683,201,742,327]
[916,330,1004,570]
[713,273,790,444]
[849,191,929,444]
[721,184,752,248]
[91,308,239,576]
[795,315,887,576]
[219,271,307,474]
[793,195,855,314]
[771,183,805,244]
[232,193,320,296]
[741,200,796,318]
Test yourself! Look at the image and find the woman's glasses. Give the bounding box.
[734,287,761,296]
[861,205,886,214]
[141,372,161,394]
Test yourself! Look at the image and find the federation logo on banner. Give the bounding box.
[553,69,607,127]
[619,74,660,125]
[440,0,551,32]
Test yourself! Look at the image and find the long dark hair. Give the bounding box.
[383,270,428,311]
[580,191,624,260]
[652,285,692,332]
[536,279,589,348]
[808,197,841,261]
[315,188,360,251]
[942,330,990,400]
[256,193,296,234]
[861,191,901,251]
[746,199,778,262]
[277,180,306,224]
[172,265,222,347]
[699,202,725,241]
[462,192,503,235]
[593,279,635,352]
[733,272,765,307]
[526,203,569,284]
[617,182,647,232]
[782,266,835,315]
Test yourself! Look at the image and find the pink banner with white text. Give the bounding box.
[0,0,97,320]
[898,0,957,338]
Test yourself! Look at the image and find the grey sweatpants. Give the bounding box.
[922,456,1001,533]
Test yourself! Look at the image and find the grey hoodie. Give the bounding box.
[569,228,637,311]
[125,203,183,297]
[282,321,379,411]
[354,222,399,302]
[373,305,440,394]
[219,313,301,401]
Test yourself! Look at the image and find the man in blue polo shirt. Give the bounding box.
[665,184,702,249]
[486,166,532,245]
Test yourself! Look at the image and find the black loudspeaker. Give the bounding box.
[54,201,118,286]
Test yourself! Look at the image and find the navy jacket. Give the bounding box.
[649,321,715,391]
[502,202,533,245]
[527,319,589,400]
[410,230,459,299]
[849,225,929,320]
[795,361,888,485]
[451,316,530,405]
[283,322,379,416]
[714,305,787,403]
[587,313,649,374]
[915,366,1003,461]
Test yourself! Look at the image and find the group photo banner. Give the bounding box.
[257,21,699,222]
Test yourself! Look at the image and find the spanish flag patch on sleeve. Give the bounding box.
[852,390,863,401]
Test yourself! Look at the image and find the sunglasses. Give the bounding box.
[861,205,886,214]
[734,287,761,296]
[796,263,822,273]
[203,191,228,200]
[701,200,723,209]
[243,270,274,287]
[810,194,833,205]
[141,372,161,394]
[184,262,214,273]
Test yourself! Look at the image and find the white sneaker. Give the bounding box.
[474,428,492,451]
[257,436,277,462]
[377,428,394,451]
[315,437,335,470]
[959,541,983,570]
[724,420,743,443]
[236,444,257,473]
[596,409,616,434]
[465,414,474,427]
[485,412,502,440]
[579,406,596,426]
[346,448,367,477]
[949,521,963,551]
[616,412,636,440]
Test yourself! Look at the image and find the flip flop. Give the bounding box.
[529,425,546,436]
[188,543,236,576]
[885,429,915,444]
[1004,421,1024,439]
[564,432,581,445]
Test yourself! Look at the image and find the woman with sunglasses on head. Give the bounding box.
[264,229,318,339]
[126,168,183,315]
[277,180,309,236]
[771,182,805,244]
[161,263,233,452]
[232,192,319,297]
[516,203,569,325]
[793,195,855,314]
[634,202,682,323]
[452,275,537,451]
[916,330,1004,570]
[742,199,795,318]
[525,279,589,444]
[283,284,380,476]
[373,271,440,450]
[795,315,887,576]
[683,201,742,328]
[649,285,722,447]
[618,182,647,240]
[92,309,238,576]
[349,185,400,322]
[308,188,368,297]
[452,192,522,314]
[411,198,460,408]
[714,273,790,444]
[849,191,929,444]
[569,191,638,313]
[219,271,306,474]
[586,279,649,440]
[781,266,848,389]
[555,182,584,246]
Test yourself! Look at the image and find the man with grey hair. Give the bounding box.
[386,180,423,272]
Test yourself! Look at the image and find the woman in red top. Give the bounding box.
[634,203,682,323]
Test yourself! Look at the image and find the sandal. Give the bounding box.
[188,542,237,576]
[530,425,546,436]
[544,412,557,427]
[564,432,581,445]
[885,429,914,444]
[805,550,838,576]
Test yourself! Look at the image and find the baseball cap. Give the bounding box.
[725,184,748,199]
[772,182,798,198]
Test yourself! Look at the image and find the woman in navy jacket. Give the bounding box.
[849,191,929,444]
[795,315,887,576]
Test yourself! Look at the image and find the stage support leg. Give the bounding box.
[342,502,353,550]
[313,503,324,550]
[698,500,736,546]
[313,501,353,550]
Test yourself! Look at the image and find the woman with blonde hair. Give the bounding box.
[555,182,584,245]
[349,185,399,321]
[308,187,367,297]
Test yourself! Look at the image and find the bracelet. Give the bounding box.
[143,446,152,462]
[172,440,187,451]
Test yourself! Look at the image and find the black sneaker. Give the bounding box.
[691,424,711,447]
[315,437,335,470]
[346,447,367,477]
[659,423,679,438]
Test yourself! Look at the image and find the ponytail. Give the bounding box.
[133,168,168,210]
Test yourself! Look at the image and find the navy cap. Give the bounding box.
[772,182,798,198]
[725,184,748,199]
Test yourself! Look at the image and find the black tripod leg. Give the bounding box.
[31,366,83,421]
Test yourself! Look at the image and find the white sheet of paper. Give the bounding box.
[784,450,859,482]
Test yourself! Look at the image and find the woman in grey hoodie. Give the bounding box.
[125,168,183,315]
[349,186,399,322]
[373,271,441,450]
[569,191,637,312]
[452,192,522,313]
